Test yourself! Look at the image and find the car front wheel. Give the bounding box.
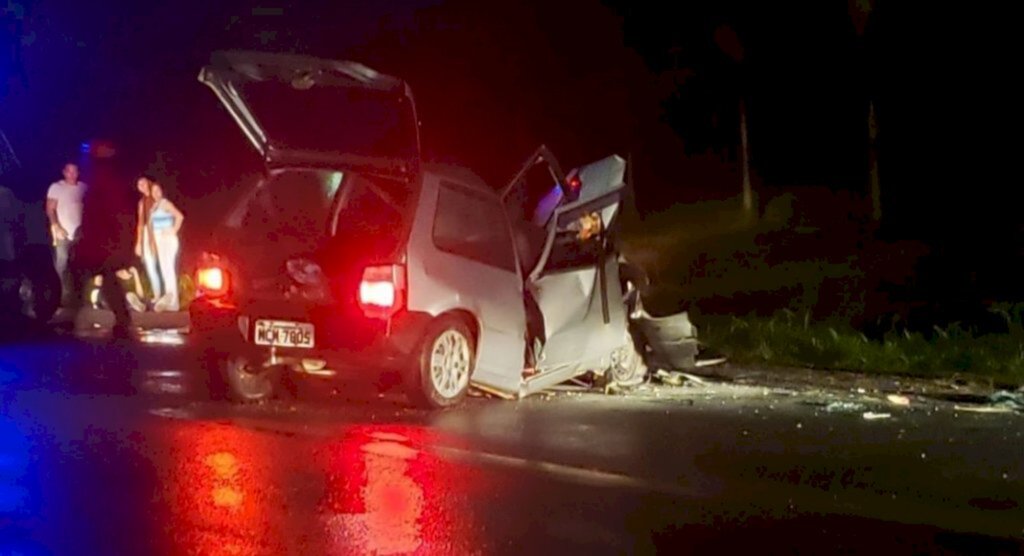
[607,341,647,388]
[406,318,474,409]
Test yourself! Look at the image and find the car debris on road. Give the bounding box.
[886,394,911,407]
[652,369,706,387]
[950,390,1024,415]
[954,405,1016,415]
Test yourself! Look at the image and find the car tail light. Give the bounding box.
[568,174,582,191]
[196,265,229,297]
[566,171,582,200]
[358,264,406,319]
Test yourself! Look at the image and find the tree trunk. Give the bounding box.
[739,98,754,219]
[868,100,881,221]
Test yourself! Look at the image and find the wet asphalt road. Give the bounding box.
[2,336,1023,555]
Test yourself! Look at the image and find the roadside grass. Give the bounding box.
[621,193,1024,386]
[619,193,903,322]
[700,308,1024,388]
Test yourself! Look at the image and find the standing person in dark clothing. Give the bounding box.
[66,158,135,338]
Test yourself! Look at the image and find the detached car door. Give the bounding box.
[504,150,631,380]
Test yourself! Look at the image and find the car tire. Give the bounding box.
[16,252,61,324]
[223,354,280,403]
[606,340,648,388]
[406,317,474,409]
[619,259,648,319]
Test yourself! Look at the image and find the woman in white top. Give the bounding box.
[135,178,184,311]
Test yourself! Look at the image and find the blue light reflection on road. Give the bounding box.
[0,415,32,515]
[0,407,49,556]
[1,346,38,517]
[1,344,55,555]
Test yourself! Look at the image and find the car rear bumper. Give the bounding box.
[188,297,432,375]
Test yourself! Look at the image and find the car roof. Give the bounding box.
[423,163,497,198]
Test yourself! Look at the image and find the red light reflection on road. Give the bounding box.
[319,425,471,555]
[151,420,482,554]
[157,422,277,556]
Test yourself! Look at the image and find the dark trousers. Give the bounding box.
[67,255,131,330]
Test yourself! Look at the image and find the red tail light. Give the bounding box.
[568,174,582,192]
[197,266,229,297]
[358,264,406,319]
[566,171,582,200]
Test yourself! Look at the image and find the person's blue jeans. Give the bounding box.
[53,238,73,303]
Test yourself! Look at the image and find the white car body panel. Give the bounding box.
[405,170,527,395]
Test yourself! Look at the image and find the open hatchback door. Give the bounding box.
[199,50,420,178]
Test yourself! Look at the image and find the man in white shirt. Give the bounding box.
[46,162,86,303]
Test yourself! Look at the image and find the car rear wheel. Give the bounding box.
[18,262,61,324]
[223,354,280,403]
[406,318,474,409]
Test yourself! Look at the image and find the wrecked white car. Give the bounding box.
[188,50,652,407]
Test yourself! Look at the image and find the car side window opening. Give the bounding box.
[329,173,412,261]
[432,182,517,273]
[543,209,608,274]
[506,161,564,274]
[506,162,562,227]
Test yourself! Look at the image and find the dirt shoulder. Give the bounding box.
[685,362,1022,406]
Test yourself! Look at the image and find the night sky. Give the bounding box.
[0,1,1013,247]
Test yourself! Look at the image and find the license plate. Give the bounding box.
[253,320,315,348]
